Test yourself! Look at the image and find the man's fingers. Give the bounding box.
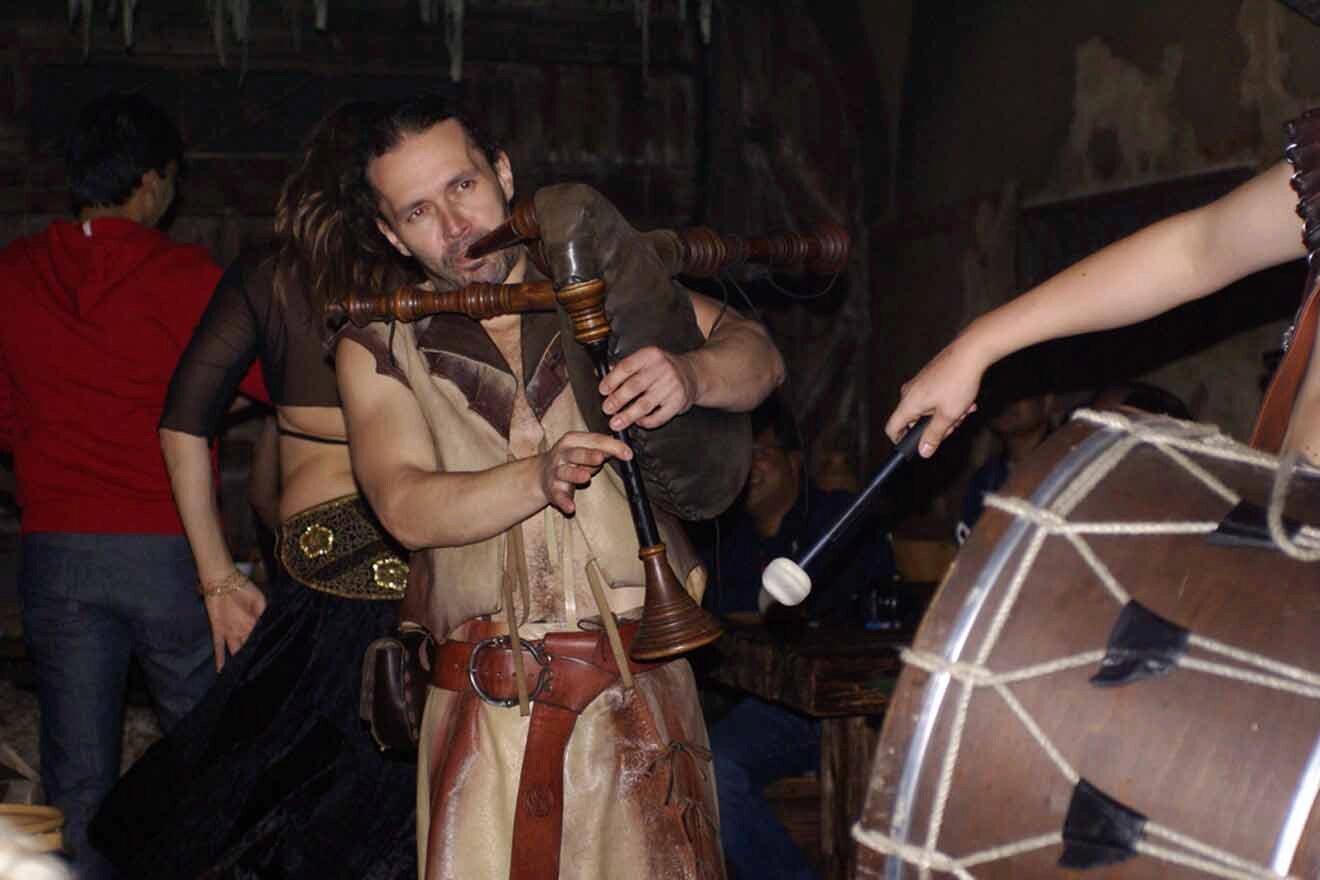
[563,447,609,469]
[543,431,642,513]
[609,394,662,432]
[601,371,649,416]
[548,484,577,515]
[554,462,595,486]
[604,374,672,427]
[600,349,692,431]
[598,347,660,397]
[635,399,681,430]
[561,432,632,461]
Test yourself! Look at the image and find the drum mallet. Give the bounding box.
[759,415,930,613]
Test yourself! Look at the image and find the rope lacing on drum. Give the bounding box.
[852,408,1320,880]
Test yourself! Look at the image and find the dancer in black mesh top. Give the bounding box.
[90,102,418,880]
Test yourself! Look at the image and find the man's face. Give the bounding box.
[368,118,518,288]
[988,393,1053,437]
[744,427,800,518]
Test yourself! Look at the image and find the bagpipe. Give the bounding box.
[328,183,848,660]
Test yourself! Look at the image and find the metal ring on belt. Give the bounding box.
[466,635,551,707]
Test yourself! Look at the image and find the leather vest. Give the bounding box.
[346,313,705,638]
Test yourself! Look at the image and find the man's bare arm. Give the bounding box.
[336,336,631,550]
[599,291,785,431]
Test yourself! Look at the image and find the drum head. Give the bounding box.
[857,411,1320,879]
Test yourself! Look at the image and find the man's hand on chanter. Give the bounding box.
[598,346,699,432]
[539,431,633,515]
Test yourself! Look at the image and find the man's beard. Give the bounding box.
[423,228,519,290]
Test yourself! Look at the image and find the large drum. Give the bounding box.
[856,409,1320,879]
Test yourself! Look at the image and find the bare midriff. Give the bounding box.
[277,405,357,521]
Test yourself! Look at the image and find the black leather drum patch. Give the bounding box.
[1090,601,1188,687]
[1208,499,1301,550]
[1059,779,1147,869]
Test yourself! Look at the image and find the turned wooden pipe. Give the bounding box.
[466,201,850,277]
[675,224,851,276]
[555,278,724,661]
[326,281,557,327]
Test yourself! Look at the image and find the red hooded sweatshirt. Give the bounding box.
[0,217,266,534]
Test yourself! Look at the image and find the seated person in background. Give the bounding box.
[699,396,895,880]
[1089,379,1194,421]
[955,379,1192,543]
[956,389,1057,545]
[701,396,894,620]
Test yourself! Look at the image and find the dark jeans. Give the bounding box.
[19,533,216,880]
[710,696,821,880]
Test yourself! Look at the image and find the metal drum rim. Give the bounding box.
[884,424,1122,879]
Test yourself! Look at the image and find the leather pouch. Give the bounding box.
[359,625,435,752]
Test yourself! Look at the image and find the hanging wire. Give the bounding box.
[765,270,841,301]
[716,272,815,541]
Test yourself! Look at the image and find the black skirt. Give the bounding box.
[90,570,417,880]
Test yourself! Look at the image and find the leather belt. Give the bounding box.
[432,621,659,880]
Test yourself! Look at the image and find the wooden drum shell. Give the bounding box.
[857,414,1320,879]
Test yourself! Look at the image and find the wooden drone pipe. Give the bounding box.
[326,281,557,327]
[671,224,850,276]
[466,204,850,277]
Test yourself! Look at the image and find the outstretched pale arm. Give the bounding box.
[887,160,1306,456]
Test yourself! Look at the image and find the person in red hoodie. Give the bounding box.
[0,92,261,879]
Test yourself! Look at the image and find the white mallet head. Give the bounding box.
[759,556,813,613]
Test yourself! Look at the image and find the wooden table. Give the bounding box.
[708,616,910,880]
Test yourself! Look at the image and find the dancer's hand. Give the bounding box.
[886,340,984,458]
[203,575,267,671]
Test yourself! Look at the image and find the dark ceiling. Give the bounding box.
[1280,0,1320,23]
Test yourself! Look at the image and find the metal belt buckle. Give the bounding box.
[467,635,550,707]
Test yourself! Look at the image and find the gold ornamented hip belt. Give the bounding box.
[277,494,408,600]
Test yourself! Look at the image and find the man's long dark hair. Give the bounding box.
[278,93,503,323]
[273,100,421,321]
[361,93,502,176]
